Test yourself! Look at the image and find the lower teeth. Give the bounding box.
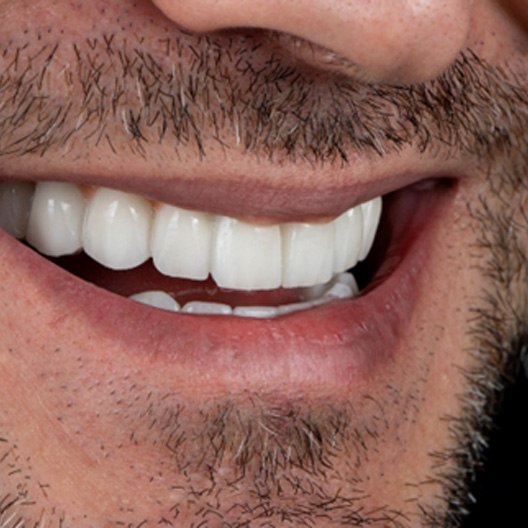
[129,272,358,318]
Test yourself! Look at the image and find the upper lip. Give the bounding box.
[0,150,464,221]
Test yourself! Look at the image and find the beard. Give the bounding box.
[0,31,527,527]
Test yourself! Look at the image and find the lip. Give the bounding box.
[0,180,452,394]
[0,146,466,222]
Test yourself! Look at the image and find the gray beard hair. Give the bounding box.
[0,32,527,527]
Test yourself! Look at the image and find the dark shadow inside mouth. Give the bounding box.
[37,178,453,307]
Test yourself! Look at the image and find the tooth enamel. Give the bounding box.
[7,178,384,297]
[26,182,85,257]
[0,181,34,238]
[333,205,363,272]
[233,306,280,318]
[83,188,152,270]
[182,301,233,315]
[152,205,214,280]
[130,291,180,311]
[281,221,334,287]
[359,197,382,261]
[212,217,282,290]
[324,282,354,299]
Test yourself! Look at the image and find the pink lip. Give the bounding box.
[0,181,450,394]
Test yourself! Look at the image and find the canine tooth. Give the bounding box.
[333,205,363,272]
[212,217,281,290]
[359,197,382,261]
[152,205,213,280]
[233,306,280,318]
[182,301,232,315]
[83,188,152,270]
[281,222,334,287]
[130,291,180,311]
[26,182,85,256]
[0,181,34,238]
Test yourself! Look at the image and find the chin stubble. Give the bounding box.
[0,31,527,527]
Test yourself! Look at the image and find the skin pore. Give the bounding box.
[0,1,527,527]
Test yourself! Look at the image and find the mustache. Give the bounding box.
[0,33,526,164]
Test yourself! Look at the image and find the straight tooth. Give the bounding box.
[0,181,34,238]
[359,197,382,261]
[333,205,363,272]
[212,217,281,290]
[182,301,232,315]
[233,306,279,318]
[152,204,214,280]
[26,182,85,256]
[83,188,152,270]
[281,222,334,287]
[130,291,180,311]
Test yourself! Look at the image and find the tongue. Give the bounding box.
[51,253,305,306]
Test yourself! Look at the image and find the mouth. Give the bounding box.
[0,174,454,390]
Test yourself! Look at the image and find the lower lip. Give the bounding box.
[0,184,449,394]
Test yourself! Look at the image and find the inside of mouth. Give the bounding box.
[47,186,419,309]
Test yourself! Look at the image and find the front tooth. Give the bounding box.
[281,222,334,287]
[26,182,85,256]
[212,217,282,290]
[182,301,232,315]
[130,291,180,311]
[359,197,382,261]
[0,181,34,238]
[233,306,279,318]
[151,205,214,280]
[83,188,152,270]
[333,205,363,272]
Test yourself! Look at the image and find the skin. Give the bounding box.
[0,1,527,527]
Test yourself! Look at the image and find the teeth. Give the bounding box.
[182,301,233,315]
[281,221,334,287]
[26,182,85,257]
[212,217,282,290]
[0,181,34,239]
[130,271,358,318]
[83,188,152,270]
[333,205,363,272]
[130,291,180,311]
[359,197,382,261]
[151,205,214,280]
[5,180,383,295]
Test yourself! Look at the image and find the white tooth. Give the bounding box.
[324,282,354,299]
[359,197,382,261]
[212,217,281,290]
[333,205,363,272]
[152,205,214,280]
[83,188,152,270]
[336,272,359,294]
[0,181,34,238]
[301,280,333,301]
[277,300,322,315]
[281,222,334,288]
[182,301,232,315]
[26,182,85,256]
[130,291,180,311]
[233,306,279,318]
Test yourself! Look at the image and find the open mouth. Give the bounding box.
[0,175,453,387]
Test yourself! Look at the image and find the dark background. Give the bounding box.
[465,370,528,526]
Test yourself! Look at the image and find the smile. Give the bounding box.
[0,173,452,389]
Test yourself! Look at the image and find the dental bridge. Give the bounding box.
[0,179,395,318]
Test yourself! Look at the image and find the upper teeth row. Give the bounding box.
[0,181,382,290]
